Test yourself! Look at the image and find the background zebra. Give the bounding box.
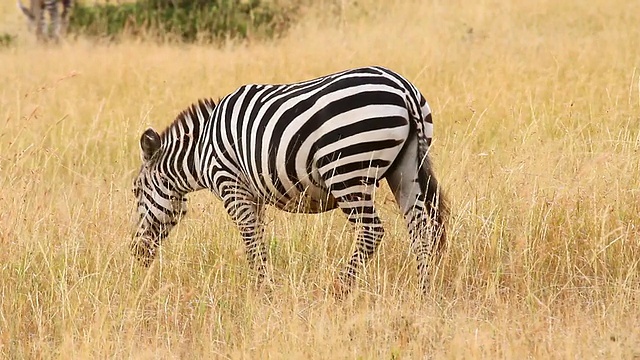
[18,0,72,42]
[131,66,448,296]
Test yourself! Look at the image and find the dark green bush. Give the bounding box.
[0,33,16,48]
[68,0,296,42]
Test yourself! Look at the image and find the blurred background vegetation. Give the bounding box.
[67,0,299,42]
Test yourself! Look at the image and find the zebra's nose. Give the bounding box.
[130,237,157,267]
[133,228,146,239]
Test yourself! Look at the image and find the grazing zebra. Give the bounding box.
[17,0,72,42]
[131,66,448,296]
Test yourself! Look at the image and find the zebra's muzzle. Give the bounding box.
[130,236,158,267]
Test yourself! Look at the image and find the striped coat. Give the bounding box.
[132,66,448,296]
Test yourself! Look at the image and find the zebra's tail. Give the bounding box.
[410,97,448,255]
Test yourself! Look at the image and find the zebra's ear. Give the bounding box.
[140,128,161,162]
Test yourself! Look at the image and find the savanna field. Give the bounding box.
[1,0,639,358]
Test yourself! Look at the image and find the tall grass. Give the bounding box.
[1,0,639,358]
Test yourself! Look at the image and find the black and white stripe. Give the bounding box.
[18,0,72,42]
[131,66,448,295]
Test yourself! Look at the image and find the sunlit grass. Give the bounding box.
[1,0,639,358]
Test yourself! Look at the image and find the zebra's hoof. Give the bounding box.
[331,278,353,300]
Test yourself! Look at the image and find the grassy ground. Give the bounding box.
[1,0,639,358]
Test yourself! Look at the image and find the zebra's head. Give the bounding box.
[131,128,188,266]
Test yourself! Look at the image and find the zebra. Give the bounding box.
[131,66,448,296]
[17,0,72,42]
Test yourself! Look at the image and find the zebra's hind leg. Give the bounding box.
[35,9,46,42]
[222,190,269,285]
[386,140,447,295]
[47,1,60,42]
[330,181,385,297]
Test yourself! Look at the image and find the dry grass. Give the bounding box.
[1,0,640,358]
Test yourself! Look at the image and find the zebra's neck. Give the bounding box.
[158,99,214,194]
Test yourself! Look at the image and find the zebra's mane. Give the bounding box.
[159,98,216,140]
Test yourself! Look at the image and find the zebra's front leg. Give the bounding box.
[223,193,269,285]
[333,191,385,297]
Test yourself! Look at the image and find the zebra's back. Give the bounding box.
[208,66,422,212]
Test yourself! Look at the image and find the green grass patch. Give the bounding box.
[68,0,297,42]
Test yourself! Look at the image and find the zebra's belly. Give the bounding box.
[276,188,338,214]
